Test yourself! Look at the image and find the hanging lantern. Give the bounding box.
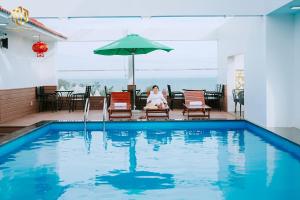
[32,41,48,57]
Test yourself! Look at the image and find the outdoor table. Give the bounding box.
[182,89,206,92]
[205,91,222,95]
[204,90,223,99]
[55,90,74,110]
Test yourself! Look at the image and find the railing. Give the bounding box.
[102,97,108,133]
[83,98,91,152]
[103,97,108,122]
[83,98,90,129]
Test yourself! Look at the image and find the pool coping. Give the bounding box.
[0,119,300,149]
[0,121,54,146]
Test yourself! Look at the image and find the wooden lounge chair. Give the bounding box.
[145,107,170,120]
[145,91,170,120]
[108,92,132,120]
[183,91,211,119]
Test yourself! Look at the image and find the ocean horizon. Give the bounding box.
[58,77,218,94]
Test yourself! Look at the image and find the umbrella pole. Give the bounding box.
[132,54,136,110]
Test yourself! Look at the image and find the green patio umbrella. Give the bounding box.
[94,34,173,109]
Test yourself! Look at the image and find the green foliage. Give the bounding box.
[58,79,71,90]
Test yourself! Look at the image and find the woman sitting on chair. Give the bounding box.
[146,85,168,109]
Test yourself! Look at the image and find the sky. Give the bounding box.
[38,17,225,80]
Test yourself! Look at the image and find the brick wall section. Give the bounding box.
[43,85,57,94]
[59,96,104,110]
[0,87,38,123]
[0,86,104,123]
[90,96,104,110]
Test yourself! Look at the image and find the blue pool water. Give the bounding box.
[0,121,300,200]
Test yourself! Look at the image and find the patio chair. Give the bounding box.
[104,86,111,109]
[167,84,184,110]
[108,92,132,120]
[238,90,244,117]
[36,86,58,112]
[205,84,224,111]
[232,89,240,113]
[70,86,91,112]
[136,91,148,110]
[144,91,170,120]
[183,91,211,119]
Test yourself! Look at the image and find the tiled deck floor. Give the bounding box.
[0,110,300,147]
[0,109,241,126]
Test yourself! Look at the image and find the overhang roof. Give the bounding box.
[0,6,67,40]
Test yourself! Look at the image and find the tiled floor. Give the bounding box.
[0,109,241,126]
[267,127,300,146]
[0,109,300,147]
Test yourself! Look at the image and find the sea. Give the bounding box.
[58,77,217,94]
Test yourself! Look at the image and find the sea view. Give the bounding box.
[58,77,217,95]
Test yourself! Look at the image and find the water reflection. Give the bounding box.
[145,130,172,151]
[105,130,138,172]
[95,170,175,191]
[184,129,211,143]
[83,130,92,153]
[97,129,175,192]
[105,130,138,148]
[0,166,65,200]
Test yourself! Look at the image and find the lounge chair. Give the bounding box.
[183,91,211,119]
[144,91,170,120]
[108,92,132,120]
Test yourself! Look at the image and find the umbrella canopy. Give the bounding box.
[93,34,173,55]
[93,34,173,110]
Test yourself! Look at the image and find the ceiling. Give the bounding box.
[0,0,294,18]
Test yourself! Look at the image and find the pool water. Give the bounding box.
[0,121,300,200]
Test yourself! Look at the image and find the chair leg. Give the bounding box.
[72,100,76,112]
[82,99,85,111]
[68,99,72,112]
[38,100,42,112]
[240,103,242,116]
[234,102,237,113]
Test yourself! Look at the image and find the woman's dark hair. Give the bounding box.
[152,85,159,89]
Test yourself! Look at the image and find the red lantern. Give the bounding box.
[32,41,48,57]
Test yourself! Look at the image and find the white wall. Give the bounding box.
[226,54,244,112]
[0,32,57,89]
[293,14,300,129]
[216,17,267,126]
[216,14,300,128]
[265,15,294,127]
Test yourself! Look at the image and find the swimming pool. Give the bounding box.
[0,120,300,200]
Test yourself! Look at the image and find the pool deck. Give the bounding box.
[267,127,300,146]
[0,109,300,147]
[0,109,241,126]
